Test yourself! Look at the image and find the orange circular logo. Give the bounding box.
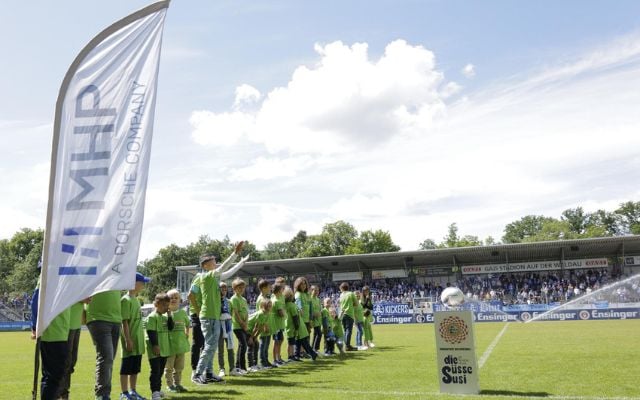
[439,316,469,344]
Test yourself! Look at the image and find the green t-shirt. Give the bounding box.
[189,273,202,315]
[169,308,190,355]
[41,308,70,342]
[311,296,322,327]
[284,301,298,339]
[339,291,356,319]
[354,300,364,322]
[321,307,330,330]
[295,291,311,322]
[247,310,269,337]
[69,302,84,330]
[256,293,276,334]
[199,271,221,320]
[86,290,122,324]
[272,294,286,331]
[230,294,248,330]
[145,311,170,359]
[331,315,344,338]
[121,293,145,357]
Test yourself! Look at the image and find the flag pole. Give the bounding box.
[31,338,40,400]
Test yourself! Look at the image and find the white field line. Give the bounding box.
[265,387,637,400]
[478,322,509,368]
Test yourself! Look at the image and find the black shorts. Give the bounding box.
[120,354,143,375]
[272,330,284,341]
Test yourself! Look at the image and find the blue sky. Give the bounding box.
[2,1,640,259]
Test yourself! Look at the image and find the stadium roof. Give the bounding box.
[175,235,640,277]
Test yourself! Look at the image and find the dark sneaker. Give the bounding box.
[191,374,207,385]
[205,373,224,383]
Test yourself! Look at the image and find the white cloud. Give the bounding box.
[190,110,255,146]
[233,84,262,109]
[228,156,314,182]
[189,39,452,154]
[440,81,462,98]
[462,63,475,78]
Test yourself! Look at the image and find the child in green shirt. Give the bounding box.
[255,279,275,368]
[230,278,249,374]
[145,293,172,400]
[338,282,358,351]
[165,289,190,393]
[310,285,322,352]
[283,287,301,362]
[293,277,317,361]
[329,307,345,355]
[271,283,286,365]
[321,297,332,356]
[119,272,150,400]
[247,300,271,372]
[354,290,367,350]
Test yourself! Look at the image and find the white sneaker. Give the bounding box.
[369,342,375,348]
[357,345,368,351]
[151,392,162,400]
[219,368,226,377]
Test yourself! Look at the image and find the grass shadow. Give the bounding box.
[177,388,244,399]
[481,390,550,397]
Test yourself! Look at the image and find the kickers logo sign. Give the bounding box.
[434,310,480,394]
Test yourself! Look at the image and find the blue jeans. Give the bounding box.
[259,336,271,366]
[87,321,120,397]
[342,315,354,348]
[355,321,364,346]
[195,318,220,376]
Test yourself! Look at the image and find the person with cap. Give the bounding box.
[119,272,151,400]
[192,242,250,385]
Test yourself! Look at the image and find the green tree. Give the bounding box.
[140,235,253,298]
[502,215,556,243]
[322,220,358,255]
[345,229,400,254]
[561,207,587,235]
[615,201,640,234]
[584,209,619,237]
[262,241,293,260]
[522,219,578,242]
[0,228,43,295]
[298,234,333,257]
[419,238,437,250]
[438,223,482,248]
[443,223,460,248]
[484,236,497,245]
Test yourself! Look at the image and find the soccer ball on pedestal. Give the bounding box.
[440,287,465,307]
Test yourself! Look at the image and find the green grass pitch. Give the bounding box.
[3,320,639,399]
